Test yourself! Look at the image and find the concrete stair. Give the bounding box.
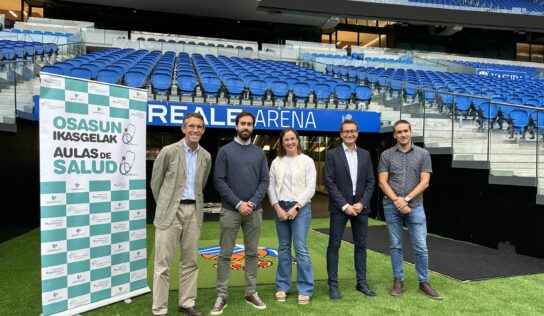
[0,79,36,121]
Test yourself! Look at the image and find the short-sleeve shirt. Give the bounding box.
[378,144,432,206]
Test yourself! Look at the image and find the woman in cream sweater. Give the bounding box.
[268,127,317,305]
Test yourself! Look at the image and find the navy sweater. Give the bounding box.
[213,141,270,211]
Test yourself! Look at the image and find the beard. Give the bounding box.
[237,129,252,141]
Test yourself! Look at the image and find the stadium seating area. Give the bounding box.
[137,37,254,50]
[9,29,75,38]
[35,46,544,116]
[405,0,544,14]
[351,65,544,134]
[310,53,414,64]
[38,48,375,108]
[0,39,59,61]
[0,29,78,48]
[132,31,258,51]
[353,66,544,101]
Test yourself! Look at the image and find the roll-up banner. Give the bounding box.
[39,73,150,316]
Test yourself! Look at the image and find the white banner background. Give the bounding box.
[39,73,150,316]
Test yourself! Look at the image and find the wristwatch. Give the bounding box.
[295,206,300,211]
[404,195,412,202]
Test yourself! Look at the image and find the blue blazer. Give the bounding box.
[325,144,375,214]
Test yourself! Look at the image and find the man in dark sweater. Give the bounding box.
[210,111,270,315]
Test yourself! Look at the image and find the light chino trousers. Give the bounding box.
[152,203,201,315]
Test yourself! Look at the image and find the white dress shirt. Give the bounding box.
[342,142,358,211]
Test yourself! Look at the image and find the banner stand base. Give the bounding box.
[46,287,151,316]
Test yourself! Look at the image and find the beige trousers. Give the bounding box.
[152,203,201,315]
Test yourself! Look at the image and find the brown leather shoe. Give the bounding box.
[210,297,228,315]
[245,292,267,309]
[178,306,203,316]
[390,278,404,296]
[419,282,443,300]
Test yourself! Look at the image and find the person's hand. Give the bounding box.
[344,205,358,216]
[238,202,253,216]
[276,207,289,221]
[393,197,407,211]
[398,205,411,214]
[353,203,364,213]
[286,207,299,220]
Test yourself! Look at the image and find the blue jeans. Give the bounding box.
[383,202,429,282]
[273,201,314,296]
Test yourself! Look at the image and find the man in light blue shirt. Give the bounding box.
[151,112,212,316]
[181,140,199,201]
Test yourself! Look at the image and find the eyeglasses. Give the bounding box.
[341,129,358,134]
[185,124,204,130]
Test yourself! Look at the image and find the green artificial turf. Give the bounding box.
[149,218,357,289]
[2,218,544,316]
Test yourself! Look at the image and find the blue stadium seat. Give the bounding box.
[40,65,64,75]
[201,76,222,101]
[70,67,92,80]
[285,78,298,90]
[125,71,147,88]
[404,84,418,102]
[471,95,488,111]
[80,64,100,79]
[249,79,267,103]
[98,69,119,84]
[339,67,349,78]
[478,102,499,129]
[535,112,544,134]
[66,59,82,67]
[525,99,540,107]
[440,91,454,113]
[355,86,372,109]
[305,79,319,91]
[151,73,172,95]
[507,110,531,139]
[454,96,471,118]
[242,75,259,87]
[500,97,521,121]
[314,83,331,105]
[177,75,197,96]
[348,69,358,81]
[54,62,73,76]
[357,71,368,83]
[390,81,402,97]
[293,82,310,105]
[271,81,289,106]
[334,84,352,107]
[263,76,277,89]
[225,78,244,101]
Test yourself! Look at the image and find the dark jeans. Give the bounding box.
[326,211,369,288]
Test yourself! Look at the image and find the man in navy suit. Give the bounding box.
[325,118,376,299]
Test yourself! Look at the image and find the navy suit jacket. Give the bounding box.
[325,144,375,214]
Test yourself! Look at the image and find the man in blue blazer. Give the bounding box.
[325,118,376,299]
